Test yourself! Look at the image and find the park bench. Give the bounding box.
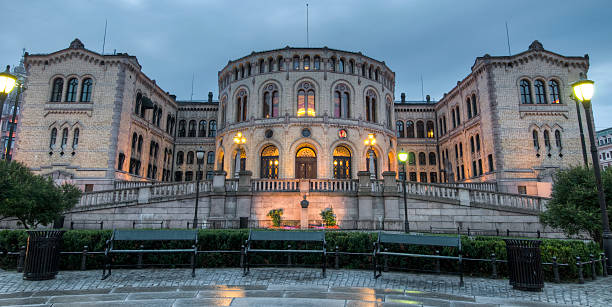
[373,232,463,286]
[243,230,327,277]
[102,229,198,280]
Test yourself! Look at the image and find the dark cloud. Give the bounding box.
[2,0,611,129]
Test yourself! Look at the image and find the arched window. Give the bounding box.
[259,59,264,73]
[188,120,196,137]
[339,59,345,73]
[156,108,162,127]
[466,97,472,119]
[396,121,404,138]
[416,121,425,138]
[137,135,143,153]
[534,80,547,104]
[555,130,562,150]
[406,120,415,138]
[365,89,377,122]
[49,128,57,149]
[240,66,244,79]
[349,60,354,74]
[234,68,238,81]
[455,107,461,125]
[178,120,186,137]
[549,80,561,104]
[297,82,315,117]
[333,84,350,118]
[470,136,475,153]
[247,63,251,76]
[533,130,540,151]
[198,120,206,137]
[544,130,551,150]
[176,151,184,165]
[80,78,92,102]
[429,152,436,165]
[295,146,317,179]
[471,94,478,116]
[268,58,274,72]
[277,56,284,71]
[408,152,416,165]
[333,146,352,179]
[236,90,248,122]
[208,120,217,137]
[330,57,336,72]
[186,151,194,164]
[134,93,142,114]
[520,79,533,104]
[131,133,137,150]
[263,83,279,118]
[368,66,373,79]
[293,56,299,70]
[72,128,79,149]
[451,109,456,128]
[207,151,214,164]
[260,145,279,179]
[386,99,392,129]
[375,69,379,81]
[418,152,426,165]
[61,128,69,149]
[314,56,320,70]
[152,105,158,125]
[304,56,310,70]
[475,134,481,151]
[426,121,434,138]
[51,78,63,102]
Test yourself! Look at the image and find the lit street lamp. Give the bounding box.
[398,150,409,233]
[0,66,17,159]
[364,133,376,180]
[233,132,246,178]
[571,78,612,273]
[193,149,205,229]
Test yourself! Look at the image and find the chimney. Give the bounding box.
[208,91,213,103]
[169,94,176,100]
[401,93,406,103]
[426,95,431,103]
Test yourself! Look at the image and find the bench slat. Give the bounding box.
[113,230,197,241]
[378,251,460,260]
[247,249,324,253]
[250,231,324,242]
[110,249,195,253]
[379,233,459,247]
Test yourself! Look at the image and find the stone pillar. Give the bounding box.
[236,171,253,219]
[301,207,308,230]
[458,188,471,207]
[357,171,373,229]
[212,170,227,193]
[210,170,227,219]
[137,186,151,204]
[382,171,400,230]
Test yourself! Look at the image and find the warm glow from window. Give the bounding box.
[427,130,434,138]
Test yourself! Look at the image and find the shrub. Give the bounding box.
[267,209,283,227]
[320,208,337,227]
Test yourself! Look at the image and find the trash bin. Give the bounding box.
[504,239,543,291]
[23,230,65,281]
[239,217,249,229]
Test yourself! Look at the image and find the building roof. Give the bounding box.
[597,127,612,138]
[177,100,219,105]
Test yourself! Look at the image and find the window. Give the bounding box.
[188,120,196,137]
[152,105,158,125]
[442,116,447,134]
[51,78,63,102]
[236,90,248,122]
[409,172,417,182]
[198,120,206,137]
[488,154,494,172]
[263,83,279,118]
[134,93,142,114]
[369,66,373,79]
[333,146,352,179]
[533,130,540,151]
[459,143,463,157]
[234,68,238,81]
[268,58,274,72]
[260,145,279,179]
[207,152,214,164]
[304,56,310,70]
[420,172,427,183]
[386,100,392,129]
[408,152,416,165]
[297,82,315,117]
[176,151,184,165]
[365,90,377,122]
[314,56,320,70]
[333,84,350,118]
[518,186,527,195]
[534,80,547,104]
[185,171,193,181]
[549,80,561,104]
[416,121,425,138]
[555,130,562,149]
[455,107,461,125]
[349,60,354,74]
[466,97,472,119]
[178,120,186,137]
[174,171,183,182]
[470,136,475,153]
[330,57,336,71]
[247,63,251,76]
[156,108,162,127]
[396,121,404,138]
[520,79,533,104]
[472,161,477,177]
[186,151,194,164]
[426,121,434,138]
[131,133,137,150]
[293,56,299,70]
[544,130,551,151]
[80,78,92,102]
[277,56,284,71]
[418,152,426,165]
[60,128,69,150]
[117,153,125,170]
[339,59,345,73]
[138,135,143,153]
[72,128,79,149]
[49,128,57,149]
[259,59,264,73]
[452,109,456,128]
[429,152,436,165]
[375,69,379,81]
[406,121,415,138]
[208,120,217,137]
[430,172,437,183]
[478,159,483,176]
[206,171,213,180]
[471,94,478,116]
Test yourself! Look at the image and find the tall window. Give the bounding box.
[259,59,264,73]
[198,120,206,137]
[406,120,415,138]
[72,128,79,149]
[476,134,481,151]
[208,120,217,137]
[488,154,494,172]
[80,78,92,102]
[293,56,300,70]
[260,145,279,179]
[297,82,315,117]
[386,100,392,129]
[429,152,436,165]
[247,63,251,76]
[207,152,214,164]
[534,80,547,104]
[466,97,472,119]
[470,136,475,153]
[314,56,320,70]
[396,121,404,138]
[533,130,540,151]
[333,146,352,179]
[263,84,279,118]
[549,80,561,104]
[416,121,425,138]
[330,57,336,71]
[471,94,478,116]
[455,107,461,125]
[176,151,184,165]
[333,84,350,118]
[50,128,57,149]
[544,130,551,151]
[426,121,434,138]
[188,120,196,137]
[137,135,143,153]
[555,130,562,149]
[520,79,533,104]
[268,58,274,72]
[178,120,186,137]
[236,90,248,122]
[338,59,345,73]
[61,128,69,149]
[186,151,194,164]
[277,56,284,71]
[51,78,63,102]
[349,60,354,74]
[418,152,426,165]
[304,56,310,70]
[451,110,456,128]
[365,89,377,122]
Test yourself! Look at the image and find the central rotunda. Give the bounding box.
[216,47,397,179]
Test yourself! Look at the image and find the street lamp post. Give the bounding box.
[398,150,409,233]
[193,149,205,229]
[5,82,21,161]
[571,78,612,273]
[233,132,246,178]
[0,66,17,159]
[364,133,377,180]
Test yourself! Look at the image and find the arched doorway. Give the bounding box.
[260,145,279,178]
[333,146,352,179]
[295,146,317,179]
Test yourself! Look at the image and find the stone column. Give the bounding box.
[357,171,373,229]
[210,170,227,219]
[382,171,400,230]
[236,171,253,220]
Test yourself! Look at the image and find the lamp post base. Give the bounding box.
[404,220,409,233]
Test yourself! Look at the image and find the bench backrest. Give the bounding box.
[112,229,198,242]
[379,232,460,250]
[249,230,324,242]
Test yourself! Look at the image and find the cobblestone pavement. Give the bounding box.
[0,268,609,306]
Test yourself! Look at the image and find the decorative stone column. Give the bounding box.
[300,195,309,230]
[357,171,373,229]
[236,170,253,222]
[210,170,227,219]
[382,171,400,230]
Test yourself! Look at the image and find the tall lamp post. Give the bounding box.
[571,78,612,273]
[398,150,409,233]
[363,133,377,180]
[193,149,205,229]
[0,66,17,159]
[233,132,246,178]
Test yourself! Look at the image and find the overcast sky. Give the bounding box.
[2,0,611,129]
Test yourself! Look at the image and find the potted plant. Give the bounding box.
[320,208,337,228]
[267,209,283,228]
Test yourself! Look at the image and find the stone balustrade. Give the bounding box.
[309,179,357,192]
[252,179,300,192]
[470,189,547,212]
[445,182,498,192]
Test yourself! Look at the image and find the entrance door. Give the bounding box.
[295,147,317,179]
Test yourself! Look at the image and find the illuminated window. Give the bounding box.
[261,145,279,179]
[333,84,350,118]
[549,80,561,104]
[263,83,279,118]
[236,90,248,122]
[426,121,434,138]
[365,89,377,122]
[304,56,310,70]
[314,56,320,70]
[297,82,315,117]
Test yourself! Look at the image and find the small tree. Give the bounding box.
[267,209,283,227]
[320,208,337,227]
[0,160,82,228]
[540,166,612,244]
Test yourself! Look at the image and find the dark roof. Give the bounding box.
[177,100,219,105]
[394,100,437,105]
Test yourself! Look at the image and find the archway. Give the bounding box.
[260,145,279,179]
[295,146,317,179]
[333,145,352,179]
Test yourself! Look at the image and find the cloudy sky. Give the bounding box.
[2,0,611,129]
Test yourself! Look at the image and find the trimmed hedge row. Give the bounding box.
[0,229,602,282]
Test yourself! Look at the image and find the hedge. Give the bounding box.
[0,229,602,282]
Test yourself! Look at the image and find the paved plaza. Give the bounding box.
[0,268,610,306]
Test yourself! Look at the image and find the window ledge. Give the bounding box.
[518,104,569,119]
[44,102,94,116]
